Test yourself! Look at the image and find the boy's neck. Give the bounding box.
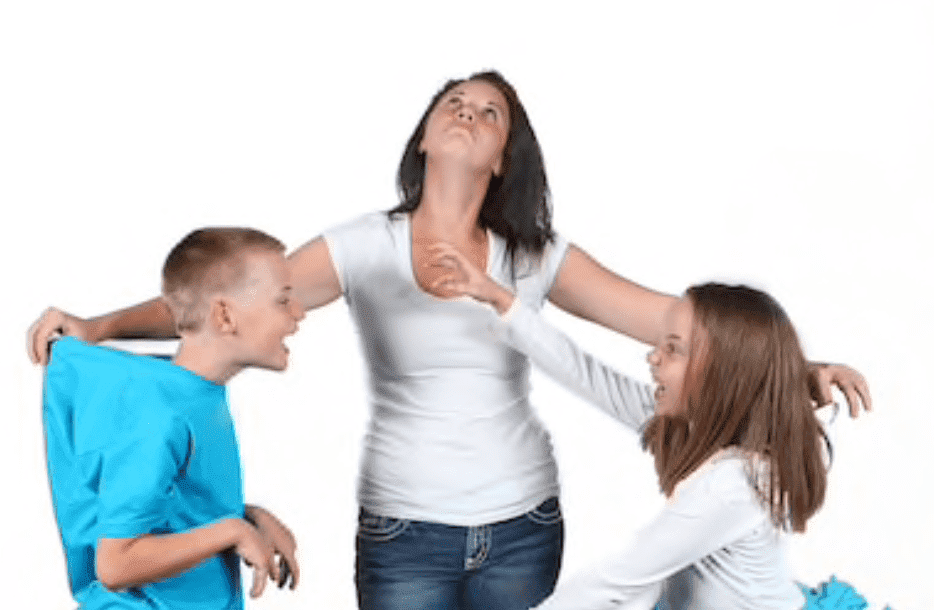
[173,336,240,385]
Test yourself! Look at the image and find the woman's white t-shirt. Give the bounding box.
[323,212,569,525]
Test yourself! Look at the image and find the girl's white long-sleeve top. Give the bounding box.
[495,301,806,610]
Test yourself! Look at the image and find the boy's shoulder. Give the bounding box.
[47,338,221,439]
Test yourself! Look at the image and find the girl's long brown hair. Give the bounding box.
[641,283,829,532]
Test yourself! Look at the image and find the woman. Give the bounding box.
[27,70,870,610]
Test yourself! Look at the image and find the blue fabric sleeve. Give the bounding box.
[97,382,191,539]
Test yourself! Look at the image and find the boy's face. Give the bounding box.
[228,249,302,372]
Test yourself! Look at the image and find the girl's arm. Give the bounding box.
[548,244,872,416]
[97,517,279,599]
[533,460,769,610]
[26,236,343,365]
[429,242,654,430]
[496,301,655,432]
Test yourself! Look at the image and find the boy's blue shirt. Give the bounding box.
[43,337,245,610]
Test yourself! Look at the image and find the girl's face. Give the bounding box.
[419,79,511,176]
[647,297,696,416]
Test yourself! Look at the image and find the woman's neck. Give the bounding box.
[414,158,491,240]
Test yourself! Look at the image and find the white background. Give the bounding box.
[3,2,931,609]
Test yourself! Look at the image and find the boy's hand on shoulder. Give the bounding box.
[244,505,299,590]
[232,518,280,598]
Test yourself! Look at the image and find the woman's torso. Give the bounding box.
[323,212,569,525]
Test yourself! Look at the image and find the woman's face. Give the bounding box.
[419,79,511,176]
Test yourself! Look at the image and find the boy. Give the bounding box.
[43,228,303,609]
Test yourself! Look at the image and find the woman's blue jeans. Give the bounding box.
[355,497,564,610]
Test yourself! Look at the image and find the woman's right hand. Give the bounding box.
[26,307,92,365]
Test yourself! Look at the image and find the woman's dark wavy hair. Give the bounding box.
[388,70,554,279]
[641,283,831,533]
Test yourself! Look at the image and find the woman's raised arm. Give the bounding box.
[27,299,177,365]
[547,244,675,346]
[287,236,342,312]
[547,244,872,416]
[27,235,343,365]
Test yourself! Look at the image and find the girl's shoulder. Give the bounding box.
[670,448,763,508]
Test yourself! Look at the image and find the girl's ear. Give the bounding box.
[208,297,237,335]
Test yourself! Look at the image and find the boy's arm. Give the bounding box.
[245,504,300,589]
[97,517,279,598]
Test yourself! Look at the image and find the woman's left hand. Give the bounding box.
[807,362,872,418]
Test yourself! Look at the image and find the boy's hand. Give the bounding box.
[27,307,92,365]
[245,505,299,590]
[807,362,872,418]
[426,243,515,314]
[233,519,279,598]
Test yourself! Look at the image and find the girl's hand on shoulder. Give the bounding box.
[26,307,92,365]
[426,242,515,314]
[807,362,872,418]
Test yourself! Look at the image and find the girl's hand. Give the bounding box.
[27,307,92,365]
[425,243,515,314]
[807,362,872,418]
[244,505,299,590]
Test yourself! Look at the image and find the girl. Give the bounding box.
[429,242,867,610]
[27,71,869,610]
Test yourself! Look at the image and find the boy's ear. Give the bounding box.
[208,297,237,335]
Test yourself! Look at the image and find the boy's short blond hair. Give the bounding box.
[161,228,286,332]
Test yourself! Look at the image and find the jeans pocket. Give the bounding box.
[524,497,562,526]
[356,508,411,542]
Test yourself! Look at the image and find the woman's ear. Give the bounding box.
[492,154,504,177]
